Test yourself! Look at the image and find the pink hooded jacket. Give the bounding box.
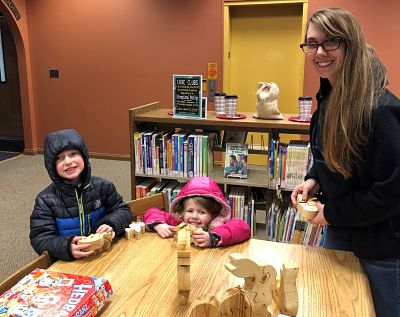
[143,177,251,246]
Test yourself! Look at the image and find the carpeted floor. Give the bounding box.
[0,154,130,282]
[0,151,21,161]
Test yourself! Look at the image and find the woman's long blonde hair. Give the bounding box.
[307,8,387,179]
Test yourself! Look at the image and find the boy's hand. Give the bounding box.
[96,224,115,239]
[154,223,174,238]
[192,228,210,248]
[71,236,94,259]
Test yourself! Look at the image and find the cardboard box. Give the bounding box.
[0,268,112,317]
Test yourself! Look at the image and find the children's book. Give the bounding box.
[0,268,112,317]
[224,143,248,179]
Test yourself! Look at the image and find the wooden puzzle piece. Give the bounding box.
[219,286,254,317]
[177,230,191,306]
[225,253,276,317]
[190,253,299,317]
[174,222,197,235]
[125,222,145,239]
[272,264,299,316]
[296,194,318,221]
[190,295,221,317]
[77,231,112,252]
[177,230,191,258]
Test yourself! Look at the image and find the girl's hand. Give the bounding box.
[96,224,115,239]
[192,228,210,248]
[291,178,320,207]
[71,236,94,259]
[154,223,175,238]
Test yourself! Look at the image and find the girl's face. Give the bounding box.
[182,198,213,228]
[56,149,84,184]
[306,22,346,86]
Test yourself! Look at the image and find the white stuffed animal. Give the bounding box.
[253,82,283,120]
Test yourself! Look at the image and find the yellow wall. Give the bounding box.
[224,1,307,164]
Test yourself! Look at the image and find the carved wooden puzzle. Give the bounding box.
[296,194,318,221]
[77,231,112,252]
[190,253,299,317]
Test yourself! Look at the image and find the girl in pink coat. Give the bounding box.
[144,177,251,247]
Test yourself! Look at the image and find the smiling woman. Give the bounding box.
[292,8,400,317]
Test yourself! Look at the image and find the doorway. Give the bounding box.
[0,12,24,153]
[224,1,308,164]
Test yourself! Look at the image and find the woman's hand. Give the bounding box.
[71,236,94,259]
[192,228,210,248]
[310,201,329,226]
[291,178,320,207]
[154,223,175,238]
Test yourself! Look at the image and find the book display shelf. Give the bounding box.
[129,101,312,242]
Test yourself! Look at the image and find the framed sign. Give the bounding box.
[173,75,203,119]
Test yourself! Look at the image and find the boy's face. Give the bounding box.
[55,149,84,184]
[182,198,213,229]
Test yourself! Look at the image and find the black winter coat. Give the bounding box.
[307,78,400,260]
[30,129,132,261]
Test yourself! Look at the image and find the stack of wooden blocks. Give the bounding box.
[177,230,191,305]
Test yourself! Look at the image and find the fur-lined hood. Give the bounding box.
[169,177,231,229]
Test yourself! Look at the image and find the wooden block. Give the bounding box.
[125,222,146,240]
[178,257,191,266]
[125,227,135,239]
[174,222,197,235]
[179,291,190,306]
[77,233,104,251]
[219,286,253,317]
[190,295,221,317]
[296,194,318,221]
[177,231,191,258]
[177,265,190,291]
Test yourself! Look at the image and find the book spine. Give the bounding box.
[188,136,194,178]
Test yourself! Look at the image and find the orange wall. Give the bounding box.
[304,0,400,101]
[1,1,398,156]
[23,0,224,156]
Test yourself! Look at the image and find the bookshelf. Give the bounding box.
[129,101,312,241]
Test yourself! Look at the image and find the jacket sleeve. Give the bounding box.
[211,218,251,246]
[30,194,75,261]
[143,207,180,226]
[325,104,400,226]
[98,180,132,237]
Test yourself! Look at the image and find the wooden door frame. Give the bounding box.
[223,0,309,94]
[0,3,39,153]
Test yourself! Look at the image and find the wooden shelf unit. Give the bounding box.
[129,101,310,200]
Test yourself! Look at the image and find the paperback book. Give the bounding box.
[224,143,248,179]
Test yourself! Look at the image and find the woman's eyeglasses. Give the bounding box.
[300,38,344,53]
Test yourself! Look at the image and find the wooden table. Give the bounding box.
[49,234,374,316]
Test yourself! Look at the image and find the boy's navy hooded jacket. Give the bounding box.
[30,129,132,261]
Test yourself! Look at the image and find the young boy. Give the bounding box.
[30,129,132,261]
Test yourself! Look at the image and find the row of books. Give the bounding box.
[227,186,254,236]
[134,130,217,178]
[268,138,313,190]
[136,179,184,202]
[266,200,326,247]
